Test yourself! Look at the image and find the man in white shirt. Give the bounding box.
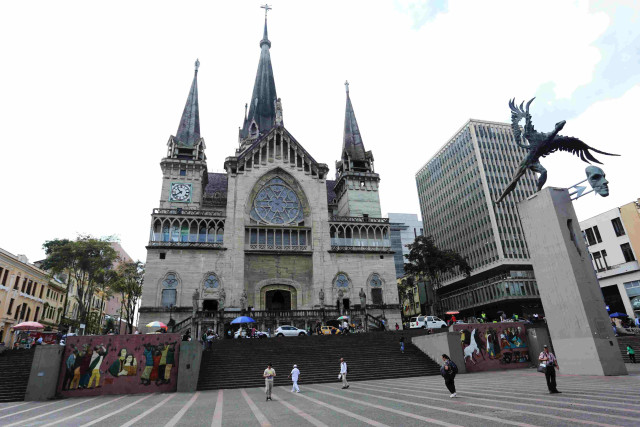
[289,364,300,392]
[539,345,560,394]
[340,357,349,389]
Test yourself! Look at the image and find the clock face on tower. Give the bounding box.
[170,183,192,202]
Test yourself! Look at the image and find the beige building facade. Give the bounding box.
[0,248,49,345]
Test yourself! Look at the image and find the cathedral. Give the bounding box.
[139,13,401,335]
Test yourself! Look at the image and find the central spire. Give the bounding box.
[343,81,367,161]
[174,59,201,147]
[240,6,278,141]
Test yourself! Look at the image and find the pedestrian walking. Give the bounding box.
[395,323,399,331]
[440,354,458,398]
[339,357,349,389]
[289,364,300,392]
[400,336,405,353]
[539,345,561,394]
[263,363,276,401]
[627,345,636,363]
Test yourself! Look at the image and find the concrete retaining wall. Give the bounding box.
[25,345,65,401]
[412,332,466,374]
[177,341,202,392]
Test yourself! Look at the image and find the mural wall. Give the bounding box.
[57,333,181,397]
[452,323,530,372]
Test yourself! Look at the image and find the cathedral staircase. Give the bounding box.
[197,330,441,390]
[0,348,35,402]
[616,335,640,363]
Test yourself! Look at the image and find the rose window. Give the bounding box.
[251,178,303,225]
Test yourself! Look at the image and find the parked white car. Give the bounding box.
[275,325,308,337]
[409,315,447,329]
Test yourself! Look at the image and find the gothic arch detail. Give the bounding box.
[159,271,181,308]
[332,272,351,289]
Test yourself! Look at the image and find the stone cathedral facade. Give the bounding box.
[139,17,401,334]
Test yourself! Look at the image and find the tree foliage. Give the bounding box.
[403,235,471,316]
[111,261,144,334]
[42,235,118,328]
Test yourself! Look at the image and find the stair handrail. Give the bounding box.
[171,316,192,333]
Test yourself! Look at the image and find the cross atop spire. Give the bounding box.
[195,58,200,72]
[261,3,272,18]
[345,80,349,93]
[240,6,278,142]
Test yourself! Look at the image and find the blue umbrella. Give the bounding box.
[609,312,628,318]
[231,316,256,324]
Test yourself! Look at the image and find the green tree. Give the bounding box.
[404,235,471,317]
[41,235,118,329]
[41,238,74,324]
[112,261,144,334]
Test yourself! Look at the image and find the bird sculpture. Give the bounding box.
[496,98,619,203]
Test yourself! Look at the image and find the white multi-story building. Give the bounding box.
[415,119,542,318]
[580,201,640,320]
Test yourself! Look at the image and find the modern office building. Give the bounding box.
[389,213,423,278]
[415,119,542,318]
[580,199,640,320]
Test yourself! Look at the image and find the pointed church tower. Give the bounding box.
[334,82,381,218]
[238,14,279,151]
[159,60,208,209]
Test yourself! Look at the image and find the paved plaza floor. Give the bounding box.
[1,366,639,427]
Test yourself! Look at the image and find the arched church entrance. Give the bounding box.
[260,284,298,311]
[266,290,291,310]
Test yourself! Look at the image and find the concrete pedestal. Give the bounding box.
[519,188,627,375]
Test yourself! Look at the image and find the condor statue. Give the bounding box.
[495,98,619,203]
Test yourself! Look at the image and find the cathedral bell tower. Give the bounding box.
[159,59,208,209]
[334,82,381,218]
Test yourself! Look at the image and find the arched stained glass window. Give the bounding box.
[370,274,382,287]
[204,274,219,289]
[250,178,303,225]
[335,274,349,288]
[162,274,178,288]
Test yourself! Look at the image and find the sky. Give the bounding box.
[1,0,639,263]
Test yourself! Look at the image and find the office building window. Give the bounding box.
[621,243,636,262]
[7,298,14,315]
[611,218,625,237]
[593,226,602,243]
[585,228,597,246]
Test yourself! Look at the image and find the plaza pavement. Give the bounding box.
[1,366,639,427]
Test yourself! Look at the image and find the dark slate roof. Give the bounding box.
[326,180,337,204]
[343,89,367,160]
[205,173,228,195]
[174,60,201,147]
[238,126,318,165]
[240,19,278,139]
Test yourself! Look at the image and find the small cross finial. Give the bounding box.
[195,58,200,71]
[345,80,350,93]
[261,4,272,18]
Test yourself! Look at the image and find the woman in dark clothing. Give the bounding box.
[440,354,458,398]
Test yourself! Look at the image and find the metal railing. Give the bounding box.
[153,208,225,217]
[330,216,389,223]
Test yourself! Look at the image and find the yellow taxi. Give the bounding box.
[320,326,341,335]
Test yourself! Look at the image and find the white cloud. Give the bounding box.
[0,0,637,262]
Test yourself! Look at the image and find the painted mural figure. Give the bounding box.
[78,346,94,389]
[463,329,482,365]
[154,342,176,385]
[163,343,176,384]
[62,347,78,390]
[87,344,110,388]
[109,348,138,377]
[69,347,84,390]
[140,344,154,385]
[150,348,162,382]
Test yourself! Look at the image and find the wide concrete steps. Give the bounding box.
[0,349,35,402]
[197,331,441,390]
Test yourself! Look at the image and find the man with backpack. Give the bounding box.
[440,354,458,398]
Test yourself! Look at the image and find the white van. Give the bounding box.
[409,315,447,329]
